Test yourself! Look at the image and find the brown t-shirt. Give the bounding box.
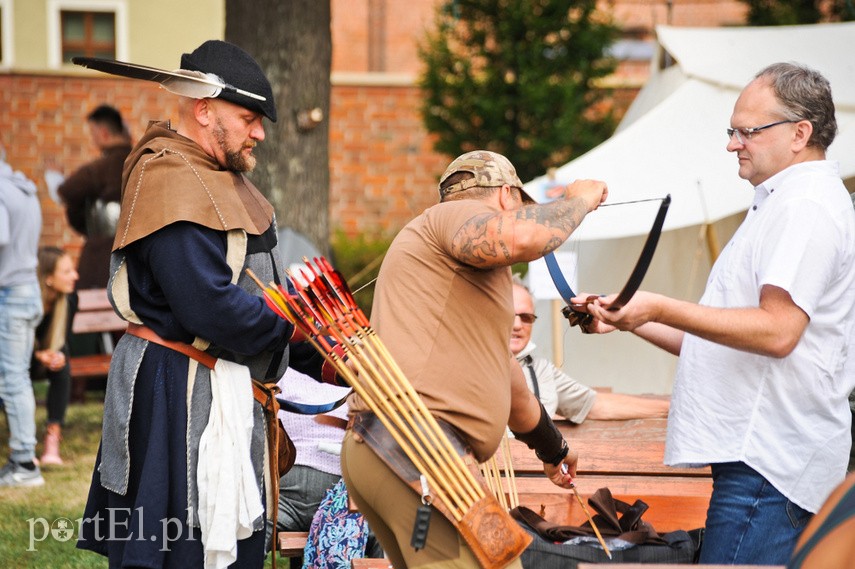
[349,199,514,462]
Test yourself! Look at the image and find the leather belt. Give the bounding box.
[350,411,532,567]
[315,415,349,430]
[126,323,218,369]
[126,322,283,565]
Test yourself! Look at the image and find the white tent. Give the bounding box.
[522,22,855,394]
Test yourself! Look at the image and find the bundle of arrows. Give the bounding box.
[247,257,487,522]
[246,258,619,564]
[246,258,535,568]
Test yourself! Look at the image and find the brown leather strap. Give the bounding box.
[351,412,532,566]
[251,380,282,568]
[127,323,281,567]
[510,487,666,546]
[126,323,218,369]
[314,415,349,430]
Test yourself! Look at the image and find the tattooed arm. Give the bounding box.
[451,180,608,268]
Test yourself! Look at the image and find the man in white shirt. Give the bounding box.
[577,62,855,565]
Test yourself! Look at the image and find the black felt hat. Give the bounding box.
[180,40,277,122]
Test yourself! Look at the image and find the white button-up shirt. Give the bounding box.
[665,160,855,512]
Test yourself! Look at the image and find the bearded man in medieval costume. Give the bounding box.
[77,40,339,568]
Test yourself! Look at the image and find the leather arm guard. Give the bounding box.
[510,402,569,466]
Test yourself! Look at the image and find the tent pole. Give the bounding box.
[705,223,721,263]
[552,299,564,367]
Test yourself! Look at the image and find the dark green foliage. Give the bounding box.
[743,0,821,24]
[330,230,393,318]
[418,0,620,183]
[512,262,530,278]
[742,0,854,24]
[829,0,855,20]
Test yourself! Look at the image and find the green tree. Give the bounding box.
[418,0,620,183]
[742,0,854,24]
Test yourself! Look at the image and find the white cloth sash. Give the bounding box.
[197,359,263,569]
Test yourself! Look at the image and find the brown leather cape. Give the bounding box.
[113,121,274,251]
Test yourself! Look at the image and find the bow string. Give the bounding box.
[546,194,671,328]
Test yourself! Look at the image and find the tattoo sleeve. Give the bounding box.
[451,198,588,267]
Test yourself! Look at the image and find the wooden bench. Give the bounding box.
[69,288,126,402]
[277,531,309,558]
[279,530,394,566]
[351,559,392,568]
[351,559,783,568]
[502,417,712,533]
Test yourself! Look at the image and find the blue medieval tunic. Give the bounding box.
[78,123,331,568]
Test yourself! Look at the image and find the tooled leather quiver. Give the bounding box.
[353,411,532,568]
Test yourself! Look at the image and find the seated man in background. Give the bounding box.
[511,277,669,422]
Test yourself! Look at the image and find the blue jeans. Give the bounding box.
[0,282,43,463]
[700,461,812,565]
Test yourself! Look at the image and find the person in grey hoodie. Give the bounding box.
[0,148,45,487]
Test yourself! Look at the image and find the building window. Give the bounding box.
[48,0,128,68]
[60,10,115,62]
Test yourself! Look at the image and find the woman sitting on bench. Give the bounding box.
[31,246,78,465]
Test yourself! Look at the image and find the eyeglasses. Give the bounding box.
[726,120,795,145]
[515,313,537,324]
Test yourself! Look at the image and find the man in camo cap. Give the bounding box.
[438,150,535,203]
[342,150,608,568]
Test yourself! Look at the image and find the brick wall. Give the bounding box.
[331,0,436,74]
[0,74,179,259]
[0,74,669,256]
[2,0,751,256]
[329,82,447,237]
[0,73,448,254]
[612,0,747,30]
[2,1,749,253]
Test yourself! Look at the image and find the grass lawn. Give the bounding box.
[0,382,283,568]
[0,383,106,568]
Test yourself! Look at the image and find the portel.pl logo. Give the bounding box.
[27,508,194,552]
[27,517,76,551]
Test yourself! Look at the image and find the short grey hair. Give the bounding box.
[755,62,837,151]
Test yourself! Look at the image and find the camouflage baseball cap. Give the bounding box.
[438,150,535,203]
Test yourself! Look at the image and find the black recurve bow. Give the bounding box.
[545,194,672,329]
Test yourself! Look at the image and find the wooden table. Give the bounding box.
[298,417,715,563]
[502,418,712,533]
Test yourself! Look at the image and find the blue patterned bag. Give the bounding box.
[302,479,370,568]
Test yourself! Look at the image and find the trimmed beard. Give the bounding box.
[214,119,256,172]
